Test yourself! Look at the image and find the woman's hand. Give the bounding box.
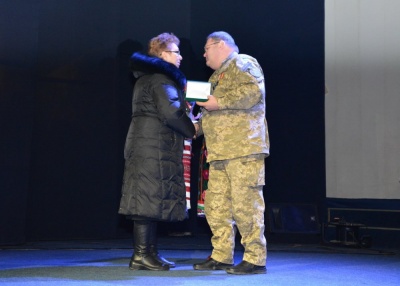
[193,122,200,139]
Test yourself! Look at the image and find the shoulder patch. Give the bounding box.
[248,66,263,78]
[239,56,263,79]
[242,62,263,78]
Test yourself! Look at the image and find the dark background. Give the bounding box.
[0,0,325,244]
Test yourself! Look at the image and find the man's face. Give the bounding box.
[203,39,221,70]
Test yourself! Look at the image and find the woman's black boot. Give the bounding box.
[129,220,169,271]
[149,221,176,268]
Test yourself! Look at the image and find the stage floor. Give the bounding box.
[1,237,399,286]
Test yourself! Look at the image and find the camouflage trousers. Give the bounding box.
[204,155,267,266]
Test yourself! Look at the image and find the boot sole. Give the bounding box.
[129,262,170,271]
[193,265,233,271]
[226,268,267,275]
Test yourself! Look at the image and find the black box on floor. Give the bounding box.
[267,203,320,234]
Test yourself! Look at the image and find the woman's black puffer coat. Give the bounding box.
[118,53,195,221]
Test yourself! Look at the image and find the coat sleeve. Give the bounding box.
[151,76,195,138]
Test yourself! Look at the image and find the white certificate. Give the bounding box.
[185,80,211,102]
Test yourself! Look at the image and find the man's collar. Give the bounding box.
[218,52,238,70]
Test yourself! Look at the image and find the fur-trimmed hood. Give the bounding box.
[130,52,186,90]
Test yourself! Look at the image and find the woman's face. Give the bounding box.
[160,43,182,68]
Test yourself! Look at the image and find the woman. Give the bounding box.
[118,33,196,271]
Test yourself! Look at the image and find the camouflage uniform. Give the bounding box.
[199,52,270,266]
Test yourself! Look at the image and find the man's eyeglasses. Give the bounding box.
[204,41,220,52]
[165,50,181,55]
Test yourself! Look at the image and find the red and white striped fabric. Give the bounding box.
[183,139,192,209]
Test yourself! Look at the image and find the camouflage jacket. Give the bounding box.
[199,52,270,162]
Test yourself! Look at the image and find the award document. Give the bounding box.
[185,80,211,102]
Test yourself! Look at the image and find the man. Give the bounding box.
[192,31,270,275]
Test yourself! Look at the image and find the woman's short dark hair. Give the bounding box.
[148,32,180,57]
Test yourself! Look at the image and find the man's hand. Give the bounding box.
[196,95,219,111]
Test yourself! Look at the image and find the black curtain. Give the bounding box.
[0,0,324,244]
